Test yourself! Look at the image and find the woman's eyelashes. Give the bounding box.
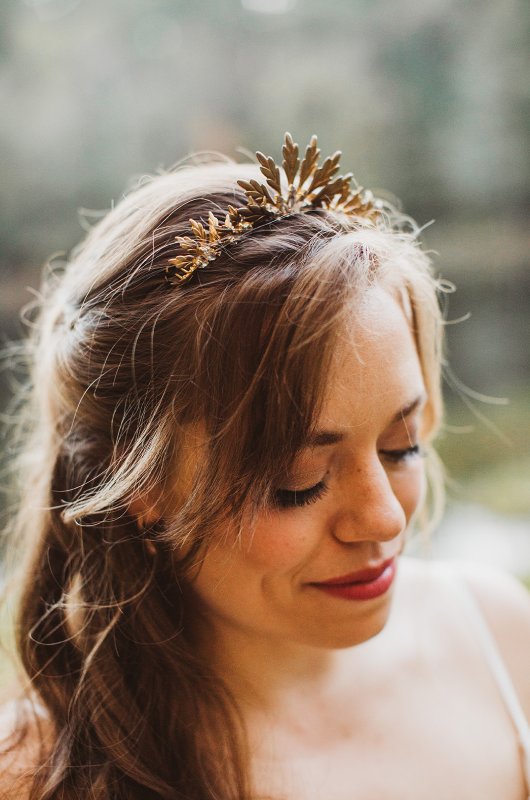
[272,479,330,510]
[379,443,422,463]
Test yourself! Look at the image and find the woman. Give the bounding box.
[1,133,529,799]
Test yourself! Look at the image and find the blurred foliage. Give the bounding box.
[1,0,528,268]
[0,0,529,517]
[438,389,530,515]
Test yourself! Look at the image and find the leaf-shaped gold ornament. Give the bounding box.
[306,151,342,196]
[312,176,349,208]
[189,219,207,241]
[255,152,282,196]
[237,179,275,207]
[282,132,300,186]
[166,132,383,286]
[298,135,320,188]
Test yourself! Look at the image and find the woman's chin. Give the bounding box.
[299,597,395,650]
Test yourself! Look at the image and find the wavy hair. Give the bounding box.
[1,159,444,799]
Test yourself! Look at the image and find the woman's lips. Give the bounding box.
[309,558,397,601]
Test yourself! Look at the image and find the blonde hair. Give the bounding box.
[2,159,444,799]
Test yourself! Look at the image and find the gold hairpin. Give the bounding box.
[166,132,382,285]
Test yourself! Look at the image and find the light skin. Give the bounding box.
[188,286,428,699]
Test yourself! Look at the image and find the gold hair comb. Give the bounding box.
[166,132,382,285]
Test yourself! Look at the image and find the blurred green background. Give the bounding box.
[1,0,529,581]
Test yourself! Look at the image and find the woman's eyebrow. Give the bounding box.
[390,392,427,424]
[303,392,427,449]
[304,430,345,448]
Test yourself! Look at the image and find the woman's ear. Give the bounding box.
[128,494,164,557]
[128,493,163,530]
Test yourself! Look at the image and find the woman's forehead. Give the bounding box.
[315,289,426,433]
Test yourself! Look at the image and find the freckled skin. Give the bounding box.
[190,288,427,650]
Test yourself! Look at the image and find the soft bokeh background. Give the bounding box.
[1,0,529,591]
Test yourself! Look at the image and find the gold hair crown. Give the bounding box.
[166,132,383,285]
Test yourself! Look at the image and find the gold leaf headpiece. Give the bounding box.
[166,132,383,285]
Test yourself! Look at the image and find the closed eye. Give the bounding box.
[271,445,422,510]
[379,444,422,463]
[272,479,329,510]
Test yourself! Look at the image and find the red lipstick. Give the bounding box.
[310,558,397,601]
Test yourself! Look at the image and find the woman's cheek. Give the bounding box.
[393,459,426,522]
[243,512,320,571]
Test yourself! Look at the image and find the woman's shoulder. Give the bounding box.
[401,556,530,716]
[0,696,52,799]
[454,560,530,712]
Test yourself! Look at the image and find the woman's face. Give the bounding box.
[188,287,427,650]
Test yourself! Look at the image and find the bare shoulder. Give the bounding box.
[401,556,530,636]
[457,559,530,623]
[400,556,530,715]
[0,698,51,799]
[458,561,530,693]
[421,559,530,725]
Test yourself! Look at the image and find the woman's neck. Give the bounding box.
[194,559,416,715]
[199,610,400,717]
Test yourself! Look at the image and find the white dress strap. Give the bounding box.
[449,565,530,797]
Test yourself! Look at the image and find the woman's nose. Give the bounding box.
[331,457,406,544]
